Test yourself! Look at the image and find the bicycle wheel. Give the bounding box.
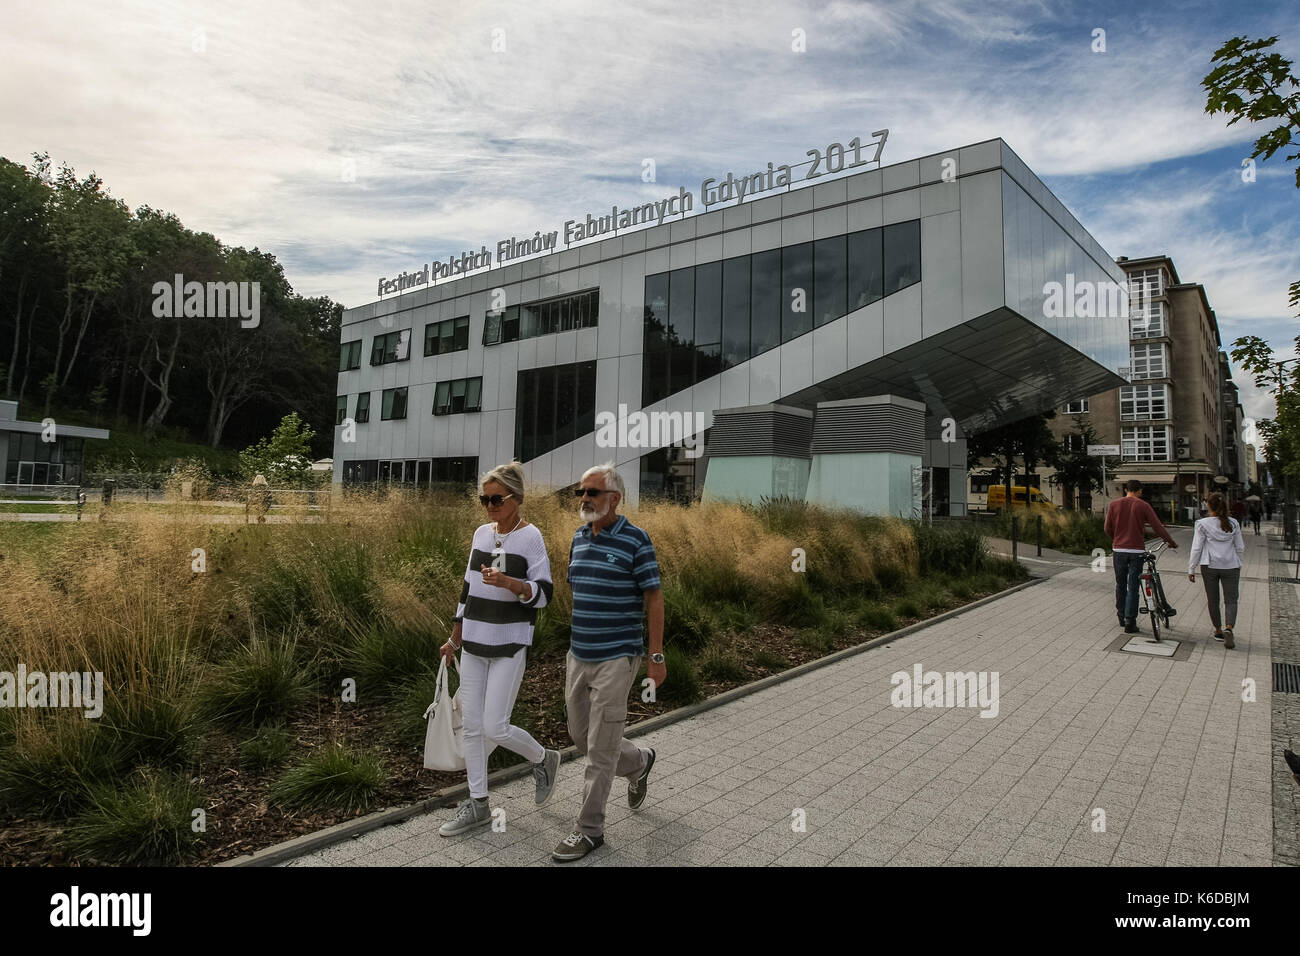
[1141,572,1161,642]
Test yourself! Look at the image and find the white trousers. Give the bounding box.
[460,648,545,798]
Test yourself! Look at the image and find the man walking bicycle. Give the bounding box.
[1104,479,1177,634]
[552,462,666,863]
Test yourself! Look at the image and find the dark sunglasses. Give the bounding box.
[479,493,515,507]
[573,488,613,498]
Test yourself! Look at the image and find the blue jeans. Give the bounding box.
[1113,551,1143,623]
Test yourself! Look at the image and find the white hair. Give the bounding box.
[582,461,625,498]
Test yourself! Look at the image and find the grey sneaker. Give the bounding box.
[628,747,656,810]
[552,830,603,862]
[533,748,560,805]
[439,797,491,837]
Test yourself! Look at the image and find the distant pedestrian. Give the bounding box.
[437,461,560,837]
[553,462,665,863]
[1266,500,1274,521]
[1188,492,1245,650]
[1249,501,1262,535]
[1199,497,1208,519]
[1105,479,1178,635]
[1230,497,1247,522]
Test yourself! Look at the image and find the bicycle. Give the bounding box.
[1137,540,1176,642]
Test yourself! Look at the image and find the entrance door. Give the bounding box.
[17,461,34,485]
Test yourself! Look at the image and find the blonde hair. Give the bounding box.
[480,461,525,502]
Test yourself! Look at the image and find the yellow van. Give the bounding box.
[986,485,1053,511]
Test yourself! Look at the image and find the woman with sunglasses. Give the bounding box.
[438,461,560,836]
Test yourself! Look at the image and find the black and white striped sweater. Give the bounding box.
[454,523,553,647]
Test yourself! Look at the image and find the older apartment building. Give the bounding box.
[1031,254,1244,519]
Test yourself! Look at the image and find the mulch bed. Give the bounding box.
[0,585,1004,866]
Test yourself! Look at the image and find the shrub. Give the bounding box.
[759,576,828,629]
[198,635,315,728]
[663,588,718,654]
[238,725,295,772]
[912,521,988,576]
[270,744,386,814]
[341,624,439,701]
[63,769,204,866]
[645,646,703,706]
[103,689,201,771]
[754,649,789,671]
[0,712,122,815]
[856,604,898,632]
[892,598,923,620]
[699,645,746,683]
[796,628,835,654]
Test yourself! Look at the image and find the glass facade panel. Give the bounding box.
[381,386,408,420]
[515,361,598,461]
[335,394,348,425]
[750,249,781,356]
[694,261,722,346]
[883,220,920,296]
[669,267,695,347]
[813,235,846,327]
[722,255,750,368]
[355,392,370,423]
[781,242,813,343]
[847,228,883,311]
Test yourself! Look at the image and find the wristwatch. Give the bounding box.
[650,652,665,664]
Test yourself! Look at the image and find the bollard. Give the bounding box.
[1037,514,1043,557]
[1011,515,1019,564]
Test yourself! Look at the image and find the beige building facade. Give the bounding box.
[970,255,1245,522]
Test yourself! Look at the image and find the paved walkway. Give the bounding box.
[285,524,1275,867]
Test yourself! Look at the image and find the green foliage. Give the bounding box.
[912,521,989,575]
[341,625,439,702]
[270,744,386,813]
[893,598,923,620]
[663,587,719,653]
[198,636,315,728]
[238,725,295,772]
[102,689,201,771]
[1203,35,1300,188]
[644,646,702,706]
[698,645,746,683]
[239,412,319,484]
[0,715,121,815]
[64,769,204,866]
[753,649,789,671]
[855,603,898,632]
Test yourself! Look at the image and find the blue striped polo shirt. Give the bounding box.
[567,515,661,662]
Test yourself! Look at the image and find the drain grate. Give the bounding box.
[1275,661,1300,694]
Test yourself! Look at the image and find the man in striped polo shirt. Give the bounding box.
[552,462,666,862]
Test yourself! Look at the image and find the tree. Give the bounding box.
[239,412,317,485]
[1050,415,1116,508]
[967,411,1058,509]
[1204,35,1300,493]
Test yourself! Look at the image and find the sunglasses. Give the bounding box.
[479,493,515,507]
[573,488,613,498]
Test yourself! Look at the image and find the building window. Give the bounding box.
[424,316,470,356]
[339,339,362,371]
[1127,267,1165,302]
[381,386,408,421]
[1062,398,1090,414]
[1122,424,1170,462]
[514,360,596,461]
[1121,384,1169,421]
[335,394,348,425]
[1063,434,1085,453]
[1130,301,1165,339]
[341,456,478,487]
[642,221,920,407]
[432,376,483,416]
[371,330,410,365]
[355,392,370,423]
[483,289,599,347]
[1129,343,1167,380]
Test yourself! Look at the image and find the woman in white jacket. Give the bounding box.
[1187,492,1246,649]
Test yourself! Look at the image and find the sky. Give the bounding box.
[4,0,1298,428]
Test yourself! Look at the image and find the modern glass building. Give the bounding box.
[334,138,1129,513]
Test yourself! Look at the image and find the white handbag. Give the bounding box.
[422,656,465,771]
